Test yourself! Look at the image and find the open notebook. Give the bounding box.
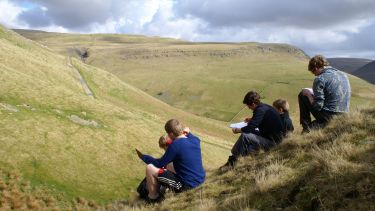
[303,88,314,95]
[229,121,248,129]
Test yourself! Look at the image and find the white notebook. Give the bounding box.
[229,121,248,129]
[303,88,314,95]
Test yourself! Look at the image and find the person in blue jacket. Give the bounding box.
[299,55,351,133]
[136,119,205,202]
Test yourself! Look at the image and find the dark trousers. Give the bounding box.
[231,133,275,158]
[298,92,336,131]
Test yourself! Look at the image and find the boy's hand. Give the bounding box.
[183,127,190,135]
[244,117,252,123]
[232,128,241,134]
[135,149,143,159]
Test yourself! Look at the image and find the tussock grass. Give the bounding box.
[157,108,375,210]
[0,169,102,210]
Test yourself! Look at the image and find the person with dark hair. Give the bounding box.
[222,91,284,168]
[299,55,351,133]
[273,99,294,135]
[136,119,205,203]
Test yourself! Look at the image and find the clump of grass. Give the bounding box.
[0,168,145,210]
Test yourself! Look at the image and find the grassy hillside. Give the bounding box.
[5,27,375,209]
[0,25,235,207]
[15,29,375,123]
[157,108,375,210]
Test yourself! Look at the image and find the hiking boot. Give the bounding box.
[219,155,237,172]
[301,128,310,134]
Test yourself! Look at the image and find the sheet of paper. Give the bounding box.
[229,121,248,129]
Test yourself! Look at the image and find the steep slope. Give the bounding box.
[14,29,375,124]
[158,108,375,210]
[355,61,375,84]
[0,25,233,206]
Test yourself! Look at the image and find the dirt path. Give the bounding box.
[67,57,95,99]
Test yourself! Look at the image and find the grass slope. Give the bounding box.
[14,29,375,123]
[0,25,233,207]
[157,108,375,210]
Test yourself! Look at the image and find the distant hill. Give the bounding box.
[327,58,373,74]
[15,29,375,122]
[355,61,375,84]
[327,58,374,84]
[16,29,375,122]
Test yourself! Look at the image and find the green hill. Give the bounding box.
[3,27,375,209]
[14,29,375,123]
[0,25,233,207]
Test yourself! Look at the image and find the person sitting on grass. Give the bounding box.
[298,55,351,133]
[222,91,284,168]
[273,99,294,136]
[136,119,205,203]
[158,134,175,173]
[137,135,175,200]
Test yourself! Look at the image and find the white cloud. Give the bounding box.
[0,0,25,28]
[141,1,204,40]
[0,0,374,58]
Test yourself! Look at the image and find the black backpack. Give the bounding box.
[137,177,166,199]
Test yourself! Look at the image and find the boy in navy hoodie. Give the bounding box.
[273,99,294,136]
[136,119,205,202]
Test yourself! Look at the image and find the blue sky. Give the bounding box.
[1,0,374,59]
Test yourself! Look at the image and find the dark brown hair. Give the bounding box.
[308,55,329,71]
[165,119,184,137]
[243,91,261,105]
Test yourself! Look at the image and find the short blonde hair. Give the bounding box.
[273,99,290,112]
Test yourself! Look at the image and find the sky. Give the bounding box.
[1,0,375,59]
